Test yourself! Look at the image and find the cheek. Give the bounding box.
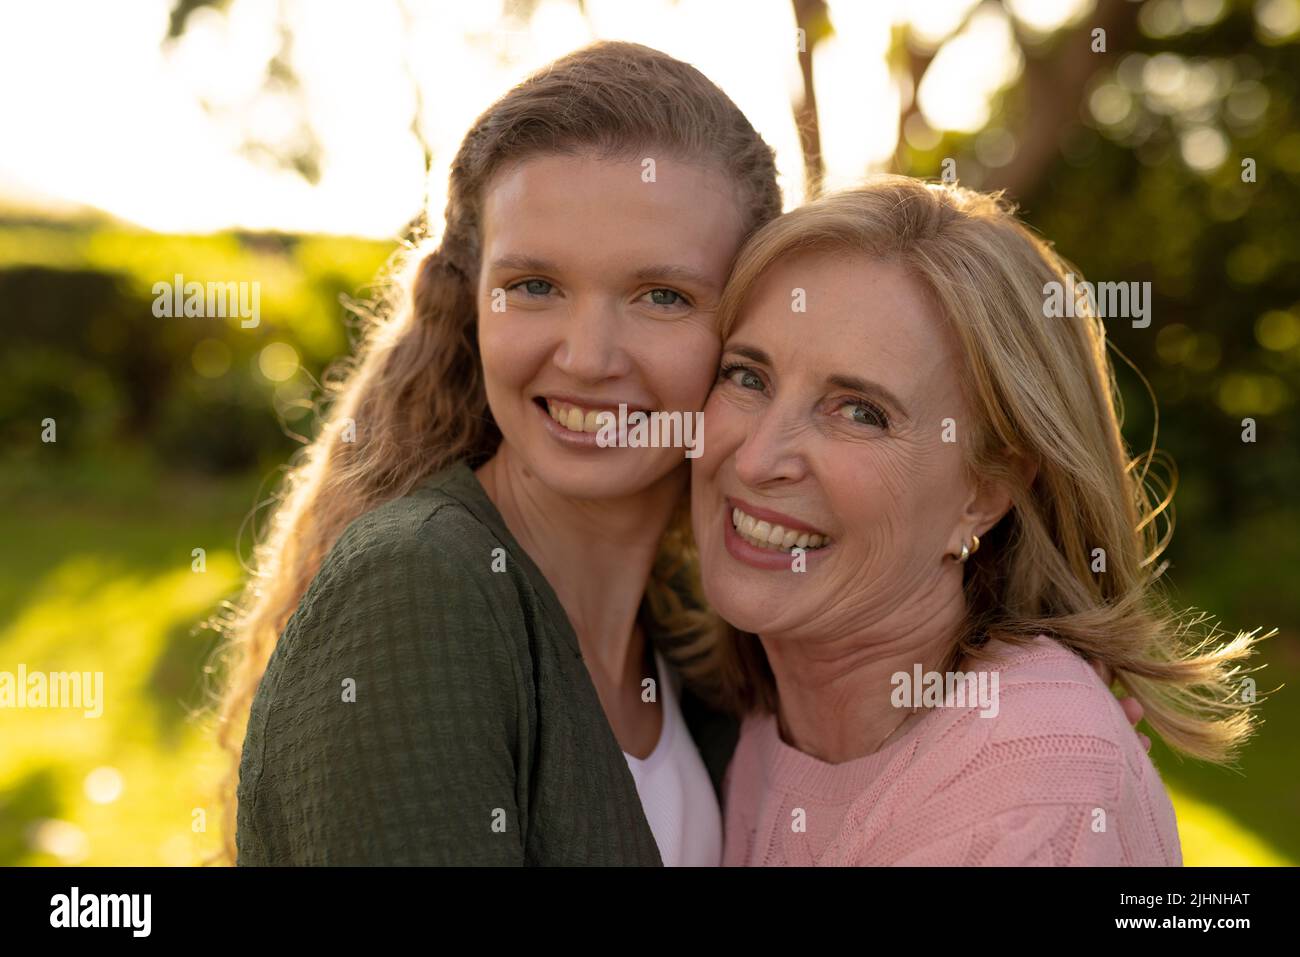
[844,442,967,555]
[478,306,546,388]
[908,437,971,522]
[695,388,748,476]
[640,329,720,411]
[827,444,939,548]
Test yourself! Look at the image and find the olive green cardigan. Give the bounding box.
[236,460,739,865]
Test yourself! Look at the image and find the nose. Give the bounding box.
[731,398,809,489]
[552,295,632,382]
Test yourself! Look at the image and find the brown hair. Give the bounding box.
[704,176,1269,763]
[206,41,781,864]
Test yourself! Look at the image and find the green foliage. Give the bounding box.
[0,225,393,473]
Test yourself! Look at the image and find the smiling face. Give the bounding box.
[477,152,747,501]
[692,250,998,640]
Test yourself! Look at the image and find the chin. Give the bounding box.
[527,448,680,501]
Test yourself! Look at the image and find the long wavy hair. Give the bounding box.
[205,41,781,864]
[706,176,1270,763]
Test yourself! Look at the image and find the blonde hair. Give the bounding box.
[205,41,781,865]
[704,175,1270,763]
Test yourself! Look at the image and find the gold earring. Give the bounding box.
[956,533,980,564]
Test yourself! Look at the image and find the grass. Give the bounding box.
[0,461,258,865]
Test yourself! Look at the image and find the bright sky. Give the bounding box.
[0,0,1087,237]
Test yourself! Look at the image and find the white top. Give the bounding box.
[622,650,724,866]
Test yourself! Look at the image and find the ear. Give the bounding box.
[950,450,1037,553]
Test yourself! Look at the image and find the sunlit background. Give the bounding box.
[1,0,1297,866]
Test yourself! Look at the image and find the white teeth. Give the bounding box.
[729,506,831,553]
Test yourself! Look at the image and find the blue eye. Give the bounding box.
[510,279,554,297]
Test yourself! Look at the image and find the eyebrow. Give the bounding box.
[488,254,559,273]
[632,264,718,290]
[725,342,910,417]
[487,254,717,291]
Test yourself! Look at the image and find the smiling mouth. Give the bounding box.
[534,397,650,435]
[730,504,832,553]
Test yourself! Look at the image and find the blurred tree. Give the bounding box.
[165,0,322,184]
[792,0,832,198]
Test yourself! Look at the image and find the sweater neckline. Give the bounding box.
[749,635,1053,801]
[751,704,933,802]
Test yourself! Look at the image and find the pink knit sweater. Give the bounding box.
[722,635,1181,866]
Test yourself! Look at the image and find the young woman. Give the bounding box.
[689,178,1267,865]
[216,43,1145,866]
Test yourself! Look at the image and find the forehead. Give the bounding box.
[733,251,963,406]
[480,153,746,278]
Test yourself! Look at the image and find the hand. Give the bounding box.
[1089,658,1151,753]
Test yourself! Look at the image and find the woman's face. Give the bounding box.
[691,250,982,640]
[477,152,747,501]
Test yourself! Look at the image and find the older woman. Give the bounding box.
[691,176,1264,866]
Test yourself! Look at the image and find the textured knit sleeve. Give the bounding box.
[880,802,1123,866]
[237,500,529,865]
